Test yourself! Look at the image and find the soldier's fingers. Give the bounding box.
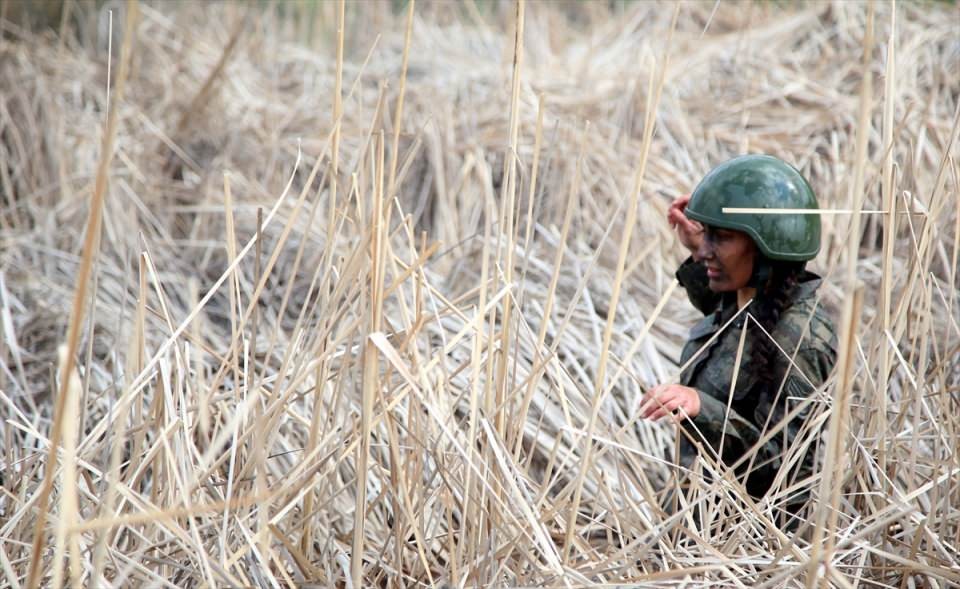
[640,399,660,419]
[667,207,685,228]
[641,384,664,400]
[672,394,700,422]
[649,398,682,421]
[667,197,689,220]
[648,408,669,420]
[642,385,694,422]
[678,217,703,235]
[640,388,668,418]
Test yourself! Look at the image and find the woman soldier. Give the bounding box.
[640,154,838,529]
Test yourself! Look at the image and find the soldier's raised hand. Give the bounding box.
[667,194,704,256]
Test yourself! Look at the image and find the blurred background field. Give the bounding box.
[0,0,958,586]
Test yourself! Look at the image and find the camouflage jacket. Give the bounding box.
[675,258,837,507]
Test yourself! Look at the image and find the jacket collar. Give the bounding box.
[712,270,823,327]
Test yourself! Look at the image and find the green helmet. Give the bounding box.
[685,154,821,261]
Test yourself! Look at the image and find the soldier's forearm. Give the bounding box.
[685,391,760,453]
[675,257,720,315]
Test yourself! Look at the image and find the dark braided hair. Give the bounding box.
[746,256,806,393]
[739,256,809,506]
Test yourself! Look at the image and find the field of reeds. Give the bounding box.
[1,0,958,586]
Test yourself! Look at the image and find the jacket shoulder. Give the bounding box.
[772,293,838,362]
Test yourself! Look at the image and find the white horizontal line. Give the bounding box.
[720,207,915,215]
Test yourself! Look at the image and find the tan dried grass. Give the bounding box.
[0,0,958,587]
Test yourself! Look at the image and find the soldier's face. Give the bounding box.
[695,226,756,292]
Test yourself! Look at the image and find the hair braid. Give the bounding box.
[748,258,805,391]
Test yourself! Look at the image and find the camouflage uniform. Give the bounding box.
[674,257,837,519]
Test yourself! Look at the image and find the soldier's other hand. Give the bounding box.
[667,194,703,256]
[640,384,701,422]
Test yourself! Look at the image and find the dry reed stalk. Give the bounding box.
[48,347,81,589]
[492,0,525,443]
[510,92,546,458]
[24,3,137,587]
[387,0,414,204]
[353,126,386,585]
[458,158,494,582]
[809,285,864,588]
[873,5,899,579]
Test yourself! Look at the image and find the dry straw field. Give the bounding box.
[1,0,958,586]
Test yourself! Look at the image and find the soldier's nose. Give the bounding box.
[695,241,713,262]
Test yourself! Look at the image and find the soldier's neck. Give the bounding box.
[737,287,756,310]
